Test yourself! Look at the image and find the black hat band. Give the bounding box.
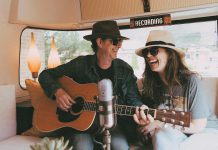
[146,41,175,47]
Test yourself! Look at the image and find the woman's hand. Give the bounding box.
[133,105,163,135]
[55,88,75,112]
[133,105,149,126]
[139,120,163,136]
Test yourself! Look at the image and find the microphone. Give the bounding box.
[98,79,114,129]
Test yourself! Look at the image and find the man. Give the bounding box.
[38,20,143,150]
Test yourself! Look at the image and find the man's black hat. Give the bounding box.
[83,20,129,41]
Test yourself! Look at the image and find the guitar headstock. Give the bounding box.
[155,109,191,127]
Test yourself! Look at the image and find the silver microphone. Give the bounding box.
[98,79,114,129]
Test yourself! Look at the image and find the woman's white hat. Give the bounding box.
[135,30,185,57]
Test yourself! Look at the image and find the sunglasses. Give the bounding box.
[142,46,160,57]
[102,38,123,46]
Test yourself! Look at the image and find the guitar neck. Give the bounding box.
[83,102,156,118]
[114,104,190,127]
[82,102,191,127]
[82,102,156,116]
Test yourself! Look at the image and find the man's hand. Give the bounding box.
[55,88,75,112]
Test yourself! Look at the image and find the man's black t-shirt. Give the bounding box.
[96,64,113,82]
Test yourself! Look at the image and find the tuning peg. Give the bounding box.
[170,119,175,124]
[179,121,184,126]
[180,112,185,116]
[161,117,166,122]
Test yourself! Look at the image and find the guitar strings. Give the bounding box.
[82,102,187,115]
[81,102,187,126]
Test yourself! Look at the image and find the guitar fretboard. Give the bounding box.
[82,102,156,118]
[115,104,156,117]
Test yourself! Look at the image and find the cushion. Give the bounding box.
[201,77,218,116]
[181,130,218,150]
[0,135,40,150]
[23,79,51,137]
[0,85,16,141]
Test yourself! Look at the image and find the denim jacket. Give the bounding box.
[38,54,142,107]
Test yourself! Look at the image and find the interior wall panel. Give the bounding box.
[0,0,28,102]
[81,0,144,22]
[81,0,218,23]
[8,0,218,28]
[9,0,81,29]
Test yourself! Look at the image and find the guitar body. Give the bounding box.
[34,76,99,133]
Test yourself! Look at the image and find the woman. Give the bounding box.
[133,30,212,150]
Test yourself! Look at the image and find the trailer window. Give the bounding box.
[20,29,93,88]
[20,18,218,88]
[119,20,218,78]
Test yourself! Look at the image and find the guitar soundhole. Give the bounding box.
[70,97,84,115]
[56,97,84,123]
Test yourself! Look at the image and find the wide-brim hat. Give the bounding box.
[83,20,129,41]
[135,30,185,58]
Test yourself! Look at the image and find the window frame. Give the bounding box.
[19,15,218,89]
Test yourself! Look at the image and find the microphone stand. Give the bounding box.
[102,129,111,150]
[102,96,117,150]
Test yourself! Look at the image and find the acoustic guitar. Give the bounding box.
[34,76,191,133]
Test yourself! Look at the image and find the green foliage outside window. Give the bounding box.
[44,31,93,66]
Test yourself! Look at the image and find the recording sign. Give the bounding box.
[130,14,171,28]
